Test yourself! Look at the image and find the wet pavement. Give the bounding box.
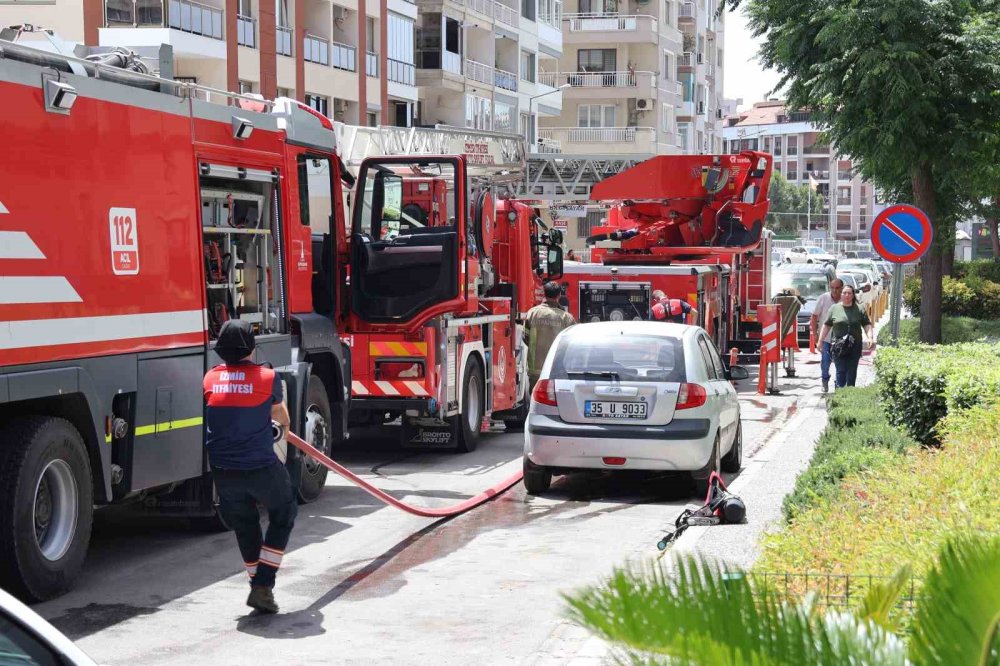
[32,348,831,665]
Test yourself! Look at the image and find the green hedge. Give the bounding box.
[875,343,1000,443]
[877,317,1000,345]
[782,386,918,521]
[952,258,1000,283]
[903,260,1000,320]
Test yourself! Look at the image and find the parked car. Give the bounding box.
[0,586,97,665]
[875,260,893,283]
[843,250,877,260]
[784,246,837,265]
[838,258,883,288]
[773,264,835,344]
[523,321,749,496]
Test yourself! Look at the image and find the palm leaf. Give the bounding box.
[857,565,913,634]
[909,535,1000,666]
[563,554,907,666]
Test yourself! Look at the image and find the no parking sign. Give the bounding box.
[871,204,932,264]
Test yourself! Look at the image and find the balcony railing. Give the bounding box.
[303,34,329,65]
[540,126,651,143]
[106,0,224,39]
[680,51,694,67]
[495,67,517,91]
[366,51,378,77]
[443,51,461,75]
[539,0,562,27]
[276,25,292,56]
[332,41,356,71]
[465,59,494,85]
[839,171,854,181]
[564,13,655,33]
[494,0,519,27]
[388,58,416,85]
[837,198,852,206]
[786,145,798,155]
[237,13,255,47]
[679,2,694,18]
[468,0,491,16]
[804,144,831,154]
[539,70,656,88]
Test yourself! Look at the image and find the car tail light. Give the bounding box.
[602,457,627,466]
[676,383,707,410]
[532,379,557,406]
[377,361,424,380]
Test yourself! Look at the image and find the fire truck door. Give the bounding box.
[491,310,516,412]
[349,160,461,323]
[297,154,337,317]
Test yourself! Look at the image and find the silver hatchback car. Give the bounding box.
[523,321,748,495]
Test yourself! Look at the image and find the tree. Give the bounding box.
[765,172,826,236]
[565,536,1000,665]
[732,0,1000,343]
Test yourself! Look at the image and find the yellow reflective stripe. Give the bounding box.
[134,417,204,437]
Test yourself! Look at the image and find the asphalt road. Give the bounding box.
[32,357,826,666]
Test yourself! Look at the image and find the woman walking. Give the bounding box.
[819,285,875,388]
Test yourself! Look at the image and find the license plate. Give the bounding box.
[798,324,809,333]
[585,400,647,419]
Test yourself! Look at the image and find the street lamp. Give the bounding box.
[529,83,570,148]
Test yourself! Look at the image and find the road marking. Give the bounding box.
[0,310,205,349]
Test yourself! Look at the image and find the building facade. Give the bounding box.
[411,0,564,149]
[535,0,725,157]
[723,100,877,240]
[2,0,419,126]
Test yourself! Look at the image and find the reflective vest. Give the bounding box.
[651,298,686,321]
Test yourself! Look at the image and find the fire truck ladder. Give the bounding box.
[520,152,651,202]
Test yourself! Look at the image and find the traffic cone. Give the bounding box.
[809,329,816,354]
[757,353,767,395]
[729,347,739,368]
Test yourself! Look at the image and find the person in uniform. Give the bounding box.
[204,320,295,615]
[525,282,576,388]
[650,290,698,325]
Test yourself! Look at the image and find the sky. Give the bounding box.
[722,7,784,110]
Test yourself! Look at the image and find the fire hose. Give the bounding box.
[284,431,523,519]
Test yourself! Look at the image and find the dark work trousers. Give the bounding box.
[212,462,298,588]
[833,346,863,388]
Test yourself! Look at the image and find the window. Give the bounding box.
[663,52,672,82]
[275,0,289,26]
[366,17,376,48]
[0,612,61,665]
[305,94,329,116]
[388,13,415,65]
[367,112,378,127]
[521,112,536,144]
[494,102,513,132]
[296,155,333,233]
[577,48,616,73]
[681,72,694,101]
[577,104,616,128]
[837,213,852,230]
[661,104,673,132]
[576,210,603,237]
[697,337,719,380]
[550,334,687,383]
[466,95,493,130]
[521,0,535,20]
[176,76,198,84]
[277,86,291,98]
[787,161,797,179]
[579,0,616,13]
[520,50,536,82]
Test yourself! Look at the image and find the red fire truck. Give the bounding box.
[559,153,773,356]
[331,125,562,450]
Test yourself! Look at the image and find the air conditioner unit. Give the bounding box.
[634,98,654,111]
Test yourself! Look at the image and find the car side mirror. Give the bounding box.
[727,365,749,381]
[863,284,872,293]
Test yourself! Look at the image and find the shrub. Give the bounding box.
[877,317,1000,345]
[902,269,1000,320]
[952,258,1000,284]
[782,386,918,521]
[875,343,1000,443]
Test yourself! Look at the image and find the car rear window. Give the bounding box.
[549,334,686,383]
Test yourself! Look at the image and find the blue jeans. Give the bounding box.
[820,341,832,383]
[833,348,863,388]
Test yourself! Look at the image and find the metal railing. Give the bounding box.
[786,146,798,155]
[388,58,416,85]
[804,144,831,154]
[237,13,255,47]
[538,0,562,27]
[468,0,491,16]
[494,0,519,26]
[303,34,329,65]
[465,58,494,85]
[495,67,517,91]
[680,51,694,67]
[332,41,356,71]
[540,70,655,88]
[679,2,695,18]
[536,137,563,153]
[443,51,461,75]
[109,0,225,39]
[366,51,378,77]
[564,13,655,32]
[541,126,649,143]
[276,25,292,56]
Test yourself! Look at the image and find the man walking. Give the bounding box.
[204,320,296,614]
[810,278,843,392]
[650,290,698,325]
[525,281,576,388]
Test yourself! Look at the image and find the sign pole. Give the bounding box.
[889,263,904,345]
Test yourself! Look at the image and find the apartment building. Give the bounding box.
[2,0,420,126]
[535,0,725,156]
[411,0,563,148]
[723,100,877,240]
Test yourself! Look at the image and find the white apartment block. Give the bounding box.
[535,0,725,156]
[412,0,564,147]
[723,100,877,240]
[1,0,419,126]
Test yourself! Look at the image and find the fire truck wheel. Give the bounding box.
[451,357,484,453]
[721,420,743,473]
[297,374,333,504]
[523,458,551,495]
[691,434,722,498]
[0,417,93,602]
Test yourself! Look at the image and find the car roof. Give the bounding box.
[775,264,831,273]
[561,320,695,341]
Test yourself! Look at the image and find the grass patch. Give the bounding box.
[757,401,1000,580]
[781,386,918,522]
[877,317,1000,345]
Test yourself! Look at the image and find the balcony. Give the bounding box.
[495,67,517,92]
[235,14,255,47]
[538,126,657,155]
[105,0,223,38]
[680,51,694,67]
[388,58,416,85]
[804,143,831,155]
[539,70,657,99]
[679,2,694,19]
[304,34,357,71]
[367,51,378,77]
[838,171,854,181]
[494,0,518,27]
[465,59,494,86]
[538,0,562,28]
[276,25,292,56]
[837,198,853,207]
[563,13,658,44]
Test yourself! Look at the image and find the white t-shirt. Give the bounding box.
[813,292,837,342]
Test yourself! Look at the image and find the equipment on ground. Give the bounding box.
[656,472,746,551]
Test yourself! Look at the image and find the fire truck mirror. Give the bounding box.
[545,246,564,280]
[376,172,402,222]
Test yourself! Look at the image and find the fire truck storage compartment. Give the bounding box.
[579,282,652,323]
[200,178,283,338]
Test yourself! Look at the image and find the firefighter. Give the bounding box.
[525,281,576,388]
[203,320,296,615]
[650,290,698,325]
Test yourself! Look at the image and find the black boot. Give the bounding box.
[247,586,279,614]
